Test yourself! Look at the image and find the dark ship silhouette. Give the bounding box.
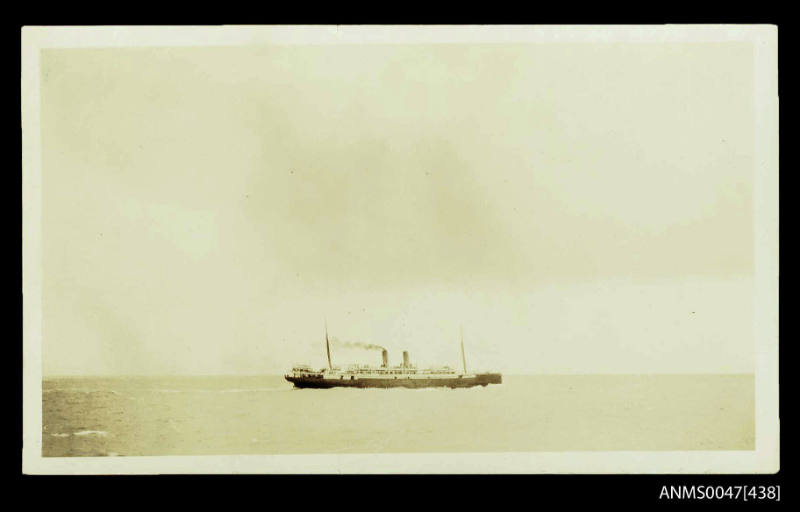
[285,327,502,389]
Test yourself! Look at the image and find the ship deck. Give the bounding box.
[285,373,502,389]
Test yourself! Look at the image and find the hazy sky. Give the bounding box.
[40,42,755,375]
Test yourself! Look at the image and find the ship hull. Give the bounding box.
[285,373,502,389]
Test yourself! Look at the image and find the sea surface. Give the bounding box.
[42,374,754,457]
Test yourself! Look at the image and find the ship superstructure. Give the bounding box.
[285,327,502,389]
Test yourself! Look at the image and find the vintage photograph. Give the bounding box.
[22,25,778,474]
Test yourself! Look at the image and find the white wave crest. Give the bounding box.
[73,430,108,437]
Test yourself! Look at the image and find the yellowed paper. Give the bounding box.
[22,25,778,474]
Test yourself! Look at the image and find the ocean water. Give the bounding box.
[41,375,754,457]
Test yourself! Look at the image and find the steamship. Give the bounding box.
[284,329,502,389]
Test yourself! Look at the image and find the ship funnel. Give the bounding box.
[381,349,388,367]
[403,351,410,368]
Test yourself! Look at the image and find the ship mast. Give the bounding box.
[325,321,332,370]
[460,327,467,375]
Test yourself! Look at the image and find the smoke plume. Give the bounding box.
[329,337,386,351]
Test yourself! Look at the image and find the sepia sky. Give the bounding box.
[40,42,755,375]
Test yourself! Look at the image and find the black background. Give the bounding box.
[11,5,788,506]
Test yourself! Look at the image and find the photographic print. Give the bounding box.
[21,25,779,474]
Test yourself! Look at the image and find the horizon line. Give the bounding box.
[41,371,757,379]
